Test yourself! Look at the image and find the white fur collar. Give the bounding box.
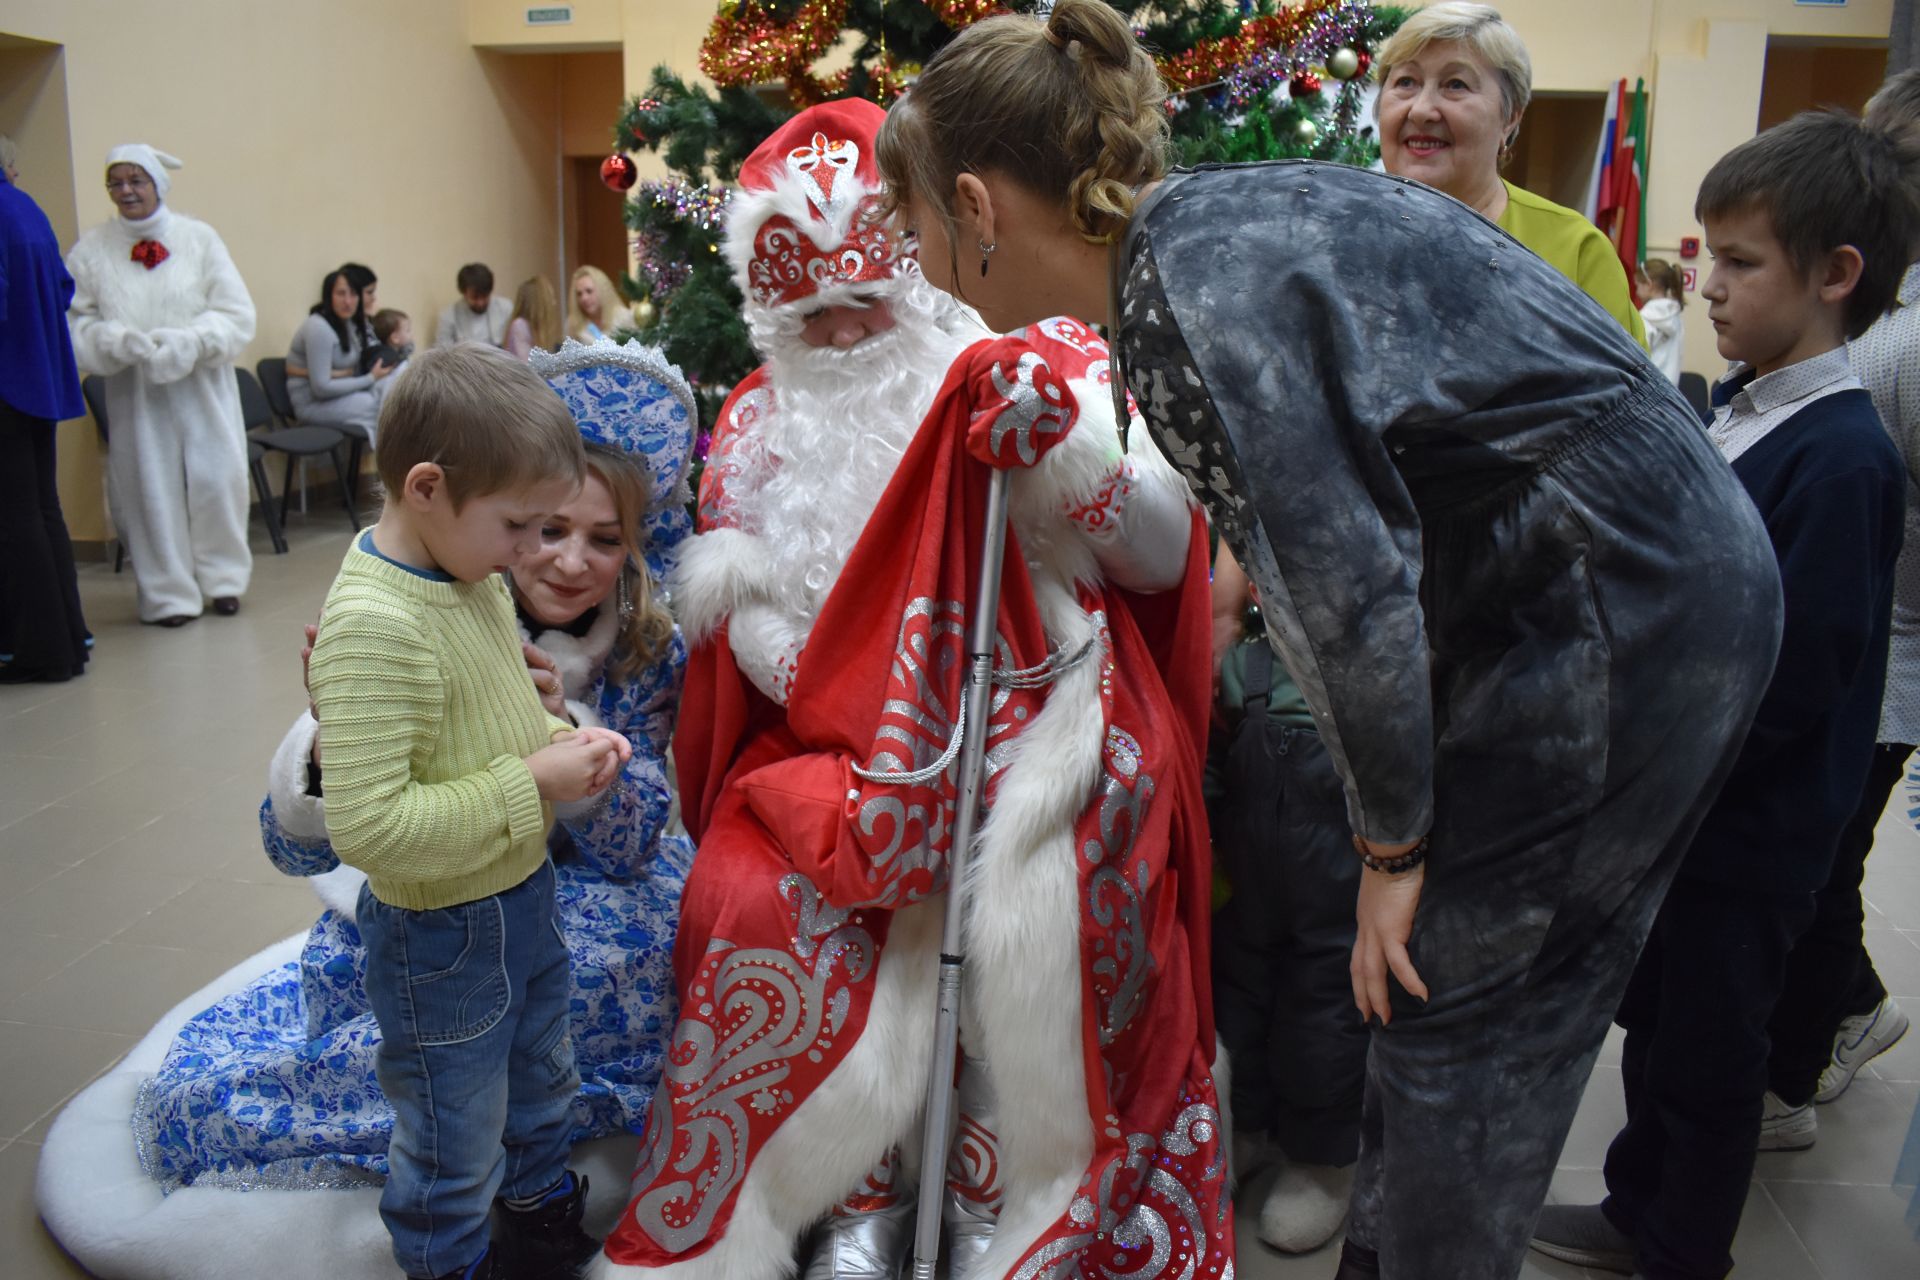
[519,597,619,700]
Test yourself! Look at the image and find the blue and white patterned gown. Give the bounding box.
[130,612,691,1191]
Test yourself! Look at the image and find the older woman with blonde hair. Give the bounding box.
[1375,1,1646,346]
[876,2,1783,1275]
[567,264,635,342]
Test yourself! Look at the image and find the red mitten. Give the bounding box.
[964,337,1078,468]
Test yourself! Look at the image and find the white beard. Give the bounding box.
[724,278,976,622]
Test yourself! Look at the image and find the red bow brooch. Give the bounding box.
[130,240,169,270]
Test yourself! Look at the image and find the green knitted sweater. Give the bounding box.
[308,536,568,910]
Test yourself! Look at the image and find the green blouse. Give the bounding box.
[1497,180,1648,349]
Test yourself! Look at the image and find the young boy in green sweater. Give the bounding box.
[308,343,632,1280]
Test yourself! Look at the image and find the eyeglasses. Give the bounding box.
[104,177,153,192]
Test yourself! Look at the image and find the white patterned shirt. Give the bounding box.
[1707,347,1864,465]
[1849,264,1920,743]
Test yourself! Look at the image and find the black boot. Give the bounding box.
[1331,1237,1381,1280]
[496,1172,600,1280]
[424,1244,510,1280]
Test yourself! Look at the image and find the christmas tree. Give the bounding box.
[602,0,1406,425]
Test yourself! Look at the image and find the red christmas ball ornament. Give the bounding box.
[1355,50,1372,77]
[600,153,638,192]
[1290,71,1324,99]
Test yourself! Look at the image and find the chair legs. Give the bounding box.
[280,451,300,531]
[344,436,365,518]
[251,454,288,555]
[331,446,362,532]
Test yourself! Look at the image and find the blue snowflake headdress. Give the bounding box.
[531,336,697,584]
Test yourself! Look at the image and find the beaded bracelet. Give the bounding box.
[1352,834,1429,875]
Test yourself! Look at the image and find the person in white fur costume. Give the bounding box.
[67,143,255,625]
[595,100,1230,1280]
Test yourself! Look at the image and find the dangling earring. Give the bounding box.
[617,562,635,623]
[979,239,997,278]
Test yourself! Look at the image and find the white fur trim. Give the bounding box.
[522,596,620,702]
[668,527,779,645]
[36,933,641,1280]
[1009,375,1195,596]
[961,575,1107,1274]
[310,864,368,922]
[268,712,328,843]
[594,900,942,1280]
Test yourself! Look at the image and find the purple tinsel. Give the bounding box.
[1223,0,1375,109]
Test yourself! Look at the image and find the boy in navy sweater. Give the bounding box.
[1533,110,1919,1280]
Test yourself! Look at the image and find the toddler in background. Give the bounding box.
[361,308,414,375]
[1637,258,1687,385]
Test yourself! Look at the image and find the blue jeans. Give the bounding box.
[358,861,577,1278]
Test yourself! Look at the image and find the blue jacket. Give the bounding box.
[1685,386,1907,894]
[0,174,83,422]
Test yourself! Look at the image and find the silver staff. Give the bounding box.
[909,466,1013,1279]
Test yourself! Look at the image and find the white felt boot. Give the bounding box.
[1256,1159,1354,1255]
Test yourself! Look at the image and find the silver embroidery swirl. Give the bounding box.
[1086,736,1157,1046]
[779,872,851,959]
[1158,1103,1219,1157]
[981,351,1072,466]
[628,923,875,1253]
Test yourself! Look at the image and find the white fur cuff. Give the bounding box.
[268,712,329,842]
[669,527,779,644]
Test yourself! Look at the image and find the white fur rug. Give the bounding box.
[35,931,640,1280]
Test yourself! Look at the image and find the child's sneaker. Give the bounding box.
[1758,1091,1818,1151]
[1814,995,1909,1103]
[496,1171,600,1279]
[1529,1204,1637,1274]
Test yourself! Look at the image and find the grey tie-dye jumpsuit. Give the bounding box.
[1116,161,1784,1279]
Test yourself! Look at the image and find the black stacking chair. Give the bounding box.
[254,358,365,528]
[1678,371,1713,426]
[237,366,359,539]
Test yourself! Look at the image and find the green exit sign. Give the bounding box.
[526,6,573,24]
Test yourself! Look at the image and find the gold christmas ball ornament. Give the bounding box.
[634,296,658,328]
[1327,46,1362,81]
[1294,116,1321,145]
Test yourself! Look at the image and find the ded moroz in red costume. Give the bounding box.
[597,99,1231,1279]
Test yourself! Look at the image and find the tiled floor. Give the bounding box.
[2,514,1919,1278]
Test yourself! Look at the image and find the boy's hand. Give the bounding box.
[527,728,631,803]
[572,726,632,793]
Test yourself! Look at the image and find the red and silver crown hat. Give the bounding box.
[723,98,905,312]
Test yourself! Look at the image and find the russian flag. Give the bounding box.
[1583,79,1647,304]
[1582,79,1621,226]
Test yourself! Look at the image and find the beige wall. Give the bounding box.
[0,0,573,542]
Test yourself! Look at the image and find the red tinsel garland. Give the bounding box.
[1158,0,1345,91]
[698,0,1350,102]
[698,0,850,87]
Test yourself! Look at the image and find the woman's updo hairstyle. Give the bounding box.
[876,0,1167,254]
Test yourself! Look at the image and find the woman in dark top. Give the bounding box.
[876,4,1784,1276]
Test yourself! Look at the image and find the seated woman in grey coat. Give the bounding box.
[286,267,393,443]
